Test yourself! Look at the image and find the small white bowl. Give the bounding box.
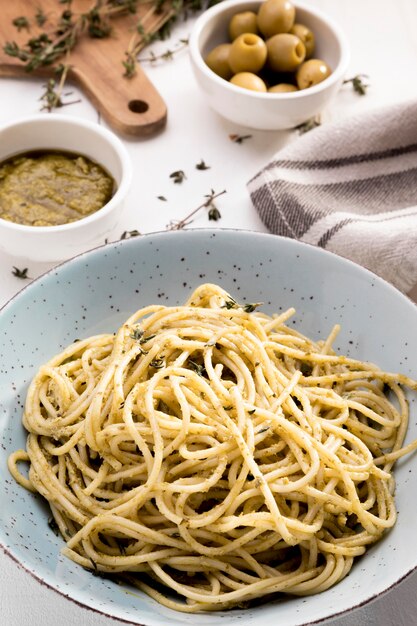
[0,115,132,262]
[189,0,350,130]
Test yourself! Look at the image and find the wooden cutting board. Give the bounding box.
[0,0,174,137]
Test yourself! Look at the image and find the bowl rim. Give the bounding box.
[189,0,351,99]
[1,227,417,626]
[0,114,133,233]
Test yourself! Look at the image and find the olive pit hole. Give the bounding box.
[295,43,304,60]
[128,100,149,114]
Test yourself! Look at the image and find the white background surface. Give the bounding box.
[1,0,417,624]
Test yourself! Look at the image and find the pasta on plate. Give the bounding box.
[9,283,417,612]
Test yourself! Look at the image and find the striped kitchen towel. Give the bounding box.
[247,100,417,294]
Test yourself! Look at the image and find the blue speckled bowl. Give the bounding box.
[1,229,416,626]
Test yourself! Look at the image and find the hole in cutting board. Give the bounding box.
[128,100,149,113]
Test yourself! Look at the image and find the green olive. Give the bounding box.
[296,58,332,89]
[268,83,298,93]
[228,33,267,74]
[266,33,306,72]
[205,43,233,80]
[290,23,315,59]
[230,72,267,92]
[229,11,258,40]
[257,0,295,38]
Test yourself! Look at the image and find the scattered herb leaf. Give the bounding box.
[208,205,221,221]
[120,229,141,239]
[196,159,210,170]
[222,298,237,310]
[243,302,263,313]
[130,328,144,341]
[150,357,165,369]
[229,133,252,144]
[188,359,206,376]
[35,8,47,27]
[157,195,167,201]
[169,170,186,184]
[295,118,321,134]
[12,266,30,279]
[12,16,30,32]
[343,74,370,96]
[140,333,156,344]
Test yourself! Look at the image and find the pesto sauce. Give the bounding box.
[0,150,115,227]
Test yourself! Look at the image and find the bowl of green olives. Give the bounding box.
[189,0,350,130]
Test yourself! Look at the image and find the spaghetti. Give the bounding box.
[8,283,417,612]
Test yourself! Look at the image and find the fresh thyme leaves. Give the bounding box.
[12,266,30,279]
[137,37,189,64]
[157,195,167,201]
[196,159,210,170]
[295,117,321,134]
[343,74,370,96]
[229,133,252,144]
[141,333,156,343]
[188,359,206,376]
[222,297,262,313]
[150,357,165,369]
[130,328,156,346]
[39,64,81,112]
[248,409,256,415]
[168,188,226,230]
[222,298,238,310]
[35,8,47,28]
[169,170,186,184]
[208,206,221,221]
[130,328,144,341]
[120,229,141,239]
[243,302,263,313]
[12,16,30,32]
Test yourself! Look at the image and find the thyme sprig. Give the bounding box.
[136,37,189,64]
[167,188,226,230]
[39,63,81,111]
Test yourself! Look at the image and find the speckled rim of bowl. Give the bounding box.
[189,0,351,99]
[0,114,133,233]
[0,228,416,626]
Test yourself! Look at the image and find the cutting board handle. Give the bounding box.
[71,56,167,137]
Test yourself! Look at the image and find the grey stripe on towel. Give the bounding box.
[247,100,417,294]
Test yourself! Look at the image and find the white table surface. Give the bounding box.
[1,1,417,624]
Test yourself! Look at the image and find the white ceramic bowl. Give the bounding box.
[0,115,132,262]
[0,229,416,625]
[189,0,350,130]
